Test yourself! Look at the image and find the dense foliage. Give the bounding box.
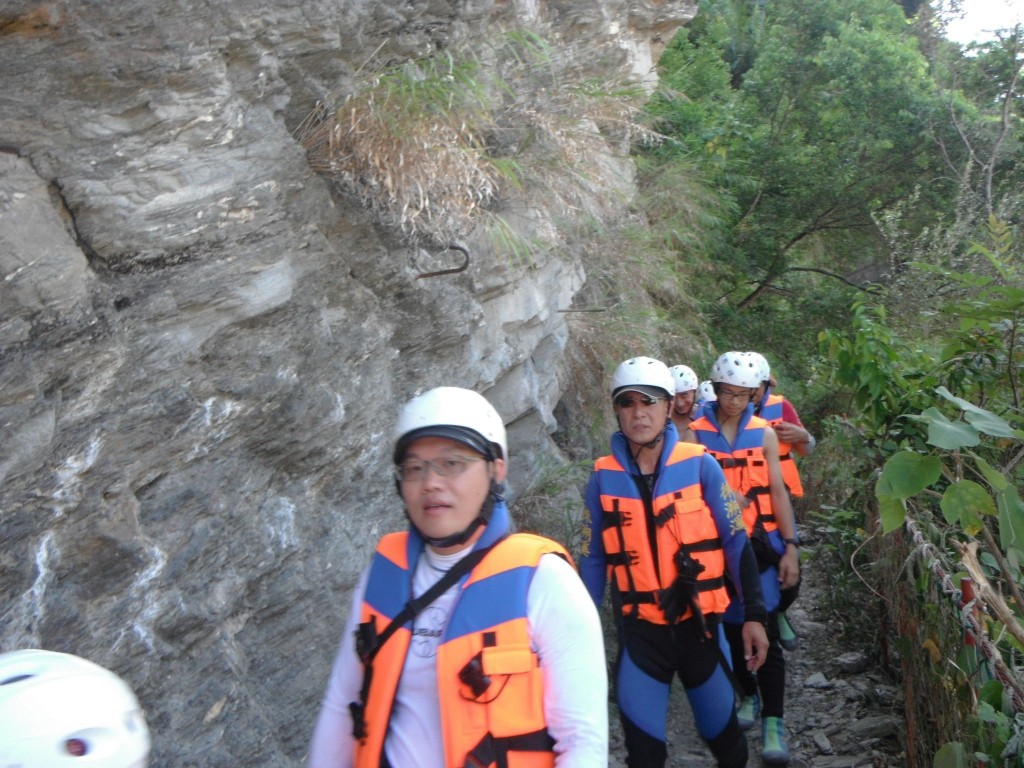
[635,0,1023,764]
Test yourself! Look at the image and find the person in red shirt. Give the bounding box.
[748,352,814,652]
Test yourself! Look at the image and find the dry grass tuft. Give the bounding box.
[297,30,664,247]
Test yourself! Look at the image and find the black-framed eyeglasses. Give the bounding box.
[717,388,753,402]
[395,456,483,483]
[614,394,664,409]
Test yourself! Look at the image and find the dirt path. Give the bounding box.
[604,526,906,767]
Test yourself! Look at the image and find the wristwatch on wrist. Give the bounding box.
[784,537,800,549]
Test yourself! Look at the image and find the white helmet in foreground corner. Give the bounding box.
[0,649,150,768]
[610,357,675,400]
[710,351,762,389]
[393,386,507,462]
[698,380,717,402]
[668,365,699,393]
[747,351,771,384]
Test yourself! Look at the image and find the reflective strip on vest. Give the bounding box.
[594,442,730,624]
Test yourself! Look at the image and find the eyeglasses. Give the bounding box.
[717,389,753,402]
[614,394,665,409]
[395,456,483,483]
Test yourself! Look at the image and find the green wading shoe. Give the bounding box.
[736,693,760,731]
[777,612,799,651]
[761,716,791,765]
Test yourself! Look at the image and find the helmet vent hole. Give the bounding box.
[65,737,89,756]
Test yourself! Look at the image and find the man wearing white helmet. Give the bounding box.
[668,364,700,434]
[0,649,150,768]
[578,357,769,768]
[747,351,814,652]
[308,386,607,768]
[686,352,800,766]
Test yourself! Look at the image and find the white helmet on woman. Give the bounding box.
[610,357,675,400]
[393,386,507,462]
[747,351,771,384]
[710,351,762,389]
[668,365,699,393]
[0,649,150,768]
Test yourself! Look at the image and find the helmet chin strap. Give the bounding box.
[617,414,668,461]
[409,479,503,550]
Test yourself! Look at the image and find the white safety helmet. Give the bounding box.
[698,380,717,402]
[393,386,507,462]
[0,649,150,768]
[610,357,675,401]
[710,351,762,389]
[747,352,771,384]
[668,365,699,394]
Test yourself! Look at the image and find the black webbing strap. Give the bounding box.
[373,543,495,659]
[682,537,723,553]
[717,456,748,469]
[465,728,556,768]
[608,498,642,619]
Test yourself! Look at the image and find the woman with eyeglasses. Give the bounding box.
[578,356,769,768]
[686,351,801,765]
[307,386,607,768]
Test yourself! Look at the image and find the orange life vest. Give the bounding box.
[690,410,778,536]
[354,532,567,768]
[757,393,805,498]
[594,441,730,624]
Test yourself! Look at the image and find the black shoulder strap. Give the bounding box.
[368,539,499,662]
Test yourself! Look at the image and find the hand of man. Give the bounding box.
[742,621,769,672]
[778,547,800,589]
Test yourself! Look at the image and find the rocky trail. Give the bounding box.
[603,525,906,767]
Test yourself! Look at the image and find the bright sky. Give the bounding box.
[944,0,1024,45]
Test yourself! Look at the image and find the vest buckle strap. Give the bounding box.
[607,550,639,567]
[464,729,556,768]
[652,504,676,528]
[719,457,747,469]
[601,509,630,530]
[682,537,723,553]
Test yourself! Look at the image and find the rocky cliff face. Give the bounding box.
[0,1,693,764]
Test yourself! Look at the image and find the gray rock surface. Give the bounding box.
[0,1,697,765]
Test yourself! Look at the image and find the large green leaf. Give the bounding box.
[878,494,906,534]
[940,480,992,534]
[936,387,1024,439]
[915,407,980,450]
[996,486,1024,552]
[964,409,1024,440]
[877,451,943,499]
[969,452,1010,492]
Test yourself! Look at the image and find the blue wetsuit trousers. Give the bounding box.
[616,615,747,768]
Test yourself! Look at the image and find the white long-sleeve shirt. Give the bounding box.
[307,545,608,767]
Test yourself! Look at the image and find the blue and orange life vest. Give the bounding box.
[756,393,805,498]
[593,440,730,624]
[689,407,777,536]
[353,524,566,768]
